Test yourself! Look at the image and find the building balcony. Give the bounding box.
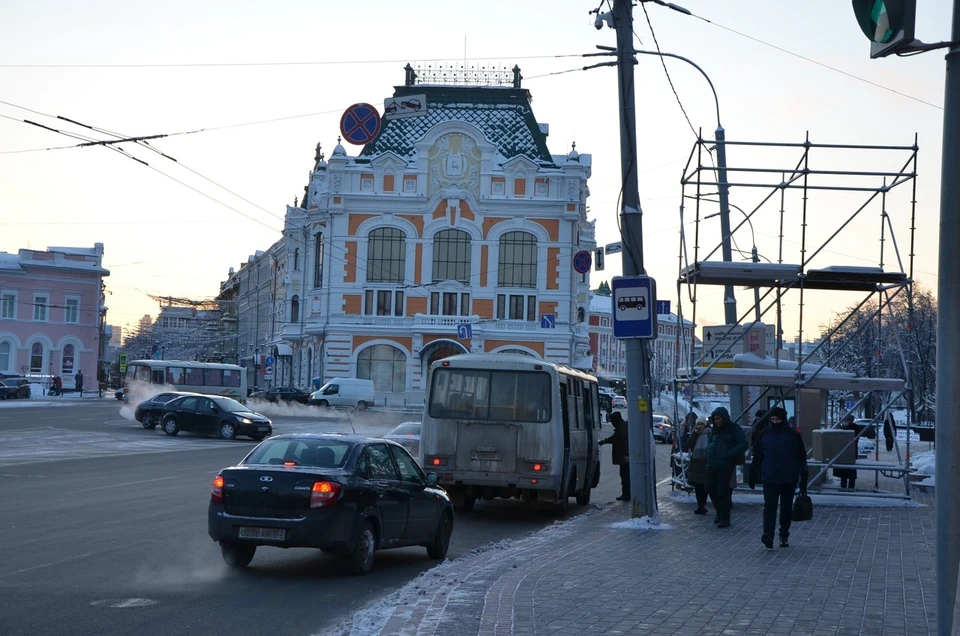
[413,314,479,328]
[487,320,540,332]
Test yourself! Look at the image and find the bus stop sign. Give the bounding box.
[612,275,657,338]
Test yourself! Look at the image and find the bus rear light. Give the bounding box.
[211,475,224,503]
[525,461,549,473]
[530,478,538,484]
[442,361,450,367]
[533,463,542,471]
[428,457,448,467]
[310,481,341,508]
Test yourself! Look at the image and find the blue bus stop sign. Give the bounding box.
[611,275,657,338]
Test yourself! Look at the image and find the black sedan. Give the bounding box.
[248,386,311,404]
[208,434,453,574]
[161,395,272,440]
[0,379,30,399]
[134,391,199,429]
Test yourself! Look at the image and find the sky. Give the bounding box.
[0,1,950,344]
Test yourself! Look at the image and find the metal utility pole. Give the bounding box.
[937,2,960,633]
[613,0,657,519]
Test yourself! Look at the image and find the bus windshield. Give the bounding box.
[428,368,551,422]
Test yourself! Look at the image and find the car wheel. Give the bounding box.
[249,434,266,441]
[219,421,237,440]
[355,401,367,411]
[426,512,453,560]
[344,520,376,575]
[318,399,329,408]
[140,413,155,429]
[220,542,256,568]
[162,417,180,436]
[0,392,6,400]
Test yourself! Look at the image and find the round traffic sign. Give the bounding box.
[573,250,592,274]
[263,365,274,376]
[264,355,275,367]
[340,103,381,145]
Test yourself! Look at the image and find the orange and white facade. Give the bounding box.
[275,71,594,401]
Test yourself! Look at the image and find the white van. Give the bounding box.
[309,378,375,410]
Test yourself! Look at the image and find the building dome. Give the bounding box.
[566,142,580,163]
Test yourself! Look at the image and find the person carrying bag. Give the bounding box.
[749,407,808,548]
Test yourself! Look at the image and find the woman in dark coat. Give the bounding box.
[684,416,710,514]
[600,411,630,501]
[834,414,858,489]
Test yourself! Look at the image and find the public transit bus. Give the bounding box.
[421,353,601,515]
[125,360,247,400]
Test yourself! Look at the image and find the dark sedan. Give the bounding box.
[134,391,199,429]
[0,379,30,399]
[208,434,453,574]
[248,386,311,404]
[161,395,272,440]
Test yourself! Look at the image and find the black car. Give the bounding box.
[208,433,453,574]
[248,386,311,404]
[134,391,199,429]
[0,379,30,399]
[161,394,272,440]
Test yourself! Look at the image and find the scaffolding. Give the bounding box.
[669,132,921,499]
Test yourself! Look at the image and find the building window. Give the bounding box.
[430,292,470,316]
[30,342,43,374]
[0,341,10,371]
[577,307,585,323]
[1,292,15,320]
[498,231,537,287]
[496,293,537,321]
[293,247,300,271]
[61,344,75,376]
[357,344,406,393]
[367,228,406,283]
[290,295,300,323]
[64,297,80,324]
[33,295,49,322]
[363,289,404,316]
[313,232,324,289]
[432,229,471,283]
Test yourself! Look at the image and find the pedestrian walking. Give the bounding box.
[75,370,84,393]
[705,406,748,528]
[684,416,710,515]
[600,411,630,501]
[749,406,808,549]
[834,413,858,490]
[883,412,895,452]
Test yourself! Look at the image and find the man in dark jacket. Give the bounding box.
[600,411,630,501]
[705,406,748,528]
[749,406,807,548]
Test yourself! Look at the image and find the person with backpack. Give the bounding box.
[749,406,808,549]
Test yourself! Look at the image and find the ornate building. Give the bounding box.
[274,65,594,402]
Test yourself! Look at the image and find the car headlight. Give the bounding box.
[238,417,253,425]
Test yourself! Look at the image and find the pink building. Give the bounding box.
[0,244,109,387]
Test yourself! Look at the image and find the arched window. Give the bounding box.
[293,247,300,271]
[61,344,75,376]
[498,231,537,287]
[357,344,406,393]
[313,232,324,289]
[577,307,585,323]
[366,228,406,283]
[30,342,43,374]
[0,341,10,373]
[290,295,300,323]
[432,229,471,283]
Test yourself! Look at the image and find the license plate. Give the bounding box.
[257,426,269,431]
[471,450,502,462]
[238,526,286,541]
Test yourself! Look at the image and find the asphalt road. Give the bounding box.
[0,401,674,636]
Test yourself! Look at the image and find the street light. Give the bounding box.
[704,203,765,322]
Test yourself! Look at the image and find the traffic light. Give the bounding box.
[595,247,605,271]
[852,0,916,58]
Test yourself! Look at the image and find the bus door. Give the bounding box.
[558,380,571,496]
[583,382,600,488]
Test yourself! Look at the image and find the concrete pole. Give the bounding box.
[614,0,657,519]
[937,3,960,633]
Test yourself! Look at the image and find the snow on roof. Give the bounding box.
[0,253,21,270]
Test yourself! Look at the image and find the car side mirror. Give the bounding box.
[425,472,440,487]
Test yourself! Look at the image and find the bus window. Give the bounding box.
[152,369,164,384]
[223,369,241,387]
[166,367,185,385]
[204,369,223,386]
[132,364,151,383]
[429,369,548,422]
[185,367,203,386]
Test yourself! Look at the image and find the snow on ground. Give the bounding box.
[610,516,672,530]
[0,383,95,408]
[665,486,924,508]
[912,450,935,476]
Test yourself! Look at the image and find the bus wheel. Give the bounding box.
[457,497,475,512]
[550,497,569,517]
[576,484,591,506]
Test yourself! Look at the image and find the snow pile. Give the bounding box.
[610,516,672,530]
[912,450,935,476]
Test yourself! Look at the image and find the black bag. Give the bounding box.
[792,493,813,522]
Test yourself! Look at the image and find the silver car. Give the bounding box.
[384,422,421,462]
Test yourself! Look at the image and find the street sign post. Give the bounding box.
[540,314,556,329]
[457,324,473,339]
[605,241,623,254]
[340,103,382,145]
[611,276,657,339]
[573,250,592,274]
[656,300,671,315]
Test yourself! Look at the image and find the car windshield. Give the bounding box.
[243,438,353,468]
[387,423,420,437]
[215,397,250,413]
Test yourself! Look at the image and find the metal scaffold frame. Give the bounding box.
[668,132,921,499]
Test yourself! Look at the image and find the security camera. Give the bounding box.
[594,13,604,29]
[594,11,613,30]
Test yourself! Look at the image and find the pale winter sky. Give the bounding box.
[0,1,949,343]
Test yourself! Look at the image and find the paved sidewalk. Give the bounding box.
[323,487,936,636]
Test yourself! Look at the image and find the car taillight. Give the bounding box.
[310,481,341,508]
[211,475,224,503]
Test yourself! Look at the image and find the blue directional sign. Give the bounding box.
[264,355,276,367]
[611,275,657,339]
[457,324,473,339]
[540,314,556,329]
[573,250,592,274]
[656,300,671,315]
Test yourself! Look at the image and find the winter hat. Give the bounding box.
[610,411,625,426]
[696,416,708,426]
[767,407,789,422]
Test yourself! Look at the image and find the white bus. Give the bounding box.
[420,353,601,515]
[125,360,247,400]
